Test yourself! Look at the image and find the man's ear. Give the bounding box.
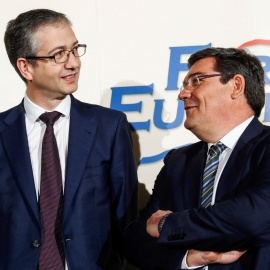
[17,58,34,81]
[231,74,245,99]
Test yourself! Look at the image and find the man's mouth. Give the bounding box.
[185,105,196,111]
[62,73,77,80]
[65,74,75,79]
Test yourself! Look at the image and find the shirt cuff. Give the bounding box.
[181,250,205,269]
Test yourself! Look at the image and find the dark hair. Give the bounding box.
[4,9,72,82]
[188,47,265,117]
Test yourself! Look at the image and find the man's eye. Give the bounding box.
[55,51,64,56]
[73,46,79,51]
[191,77,198,84]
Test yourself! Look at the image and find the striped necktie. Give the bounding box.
[201,142,226,208]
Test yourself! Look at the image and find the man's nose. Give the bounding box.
[178,87,192,100]
[64,52,80,69]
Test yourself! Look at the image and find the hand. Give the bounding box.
[187,249,248,267]
[146,210,172,238]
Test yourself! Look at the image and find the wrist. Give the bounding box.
[187,250,206,268]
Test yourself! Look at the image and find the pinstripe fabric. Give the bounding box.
[201,143,226,208]
[39,111,65,270]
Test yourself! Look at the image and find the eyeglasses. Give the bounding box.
[26,44,87,64]
[180,73,234,92]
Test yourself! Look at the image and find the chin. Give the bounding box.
[69,88,78,94]
[63,86,78,95]
[184,119,193,130]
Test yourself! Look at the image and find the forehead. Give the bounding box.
[34,23,77,51]
[187,57,216,78]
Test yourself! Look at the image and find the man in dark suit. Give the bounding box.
[124,47,270,269]
[1,9,137,269]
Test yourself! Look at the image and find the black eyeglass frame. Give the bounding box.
[25,44,87,64]
[180,73,235,92]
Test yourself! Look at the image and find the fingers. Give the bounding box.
[187,248,249,267]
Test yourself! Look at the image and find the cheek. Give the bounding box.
[44,68,62,82]
[206,99,226,118]
[202,90,222,108]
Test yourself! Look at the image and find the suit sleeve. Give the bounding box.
[124,150,188,270]
[158,141,270,252]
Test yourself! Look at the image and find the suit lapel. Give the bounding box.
[216,117,264,202]
[0,104,40,227]
[63,97,98,224]
[182,142,207,209]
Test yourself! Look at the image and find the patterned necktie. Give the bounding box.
[39,111,65,270]
[201,142,226,208]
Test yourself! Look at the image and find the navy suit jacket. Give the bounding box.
[124,117,270,269]
[0,95,138,270]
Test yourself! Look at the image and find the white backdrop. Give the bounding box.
[1,0,270,209]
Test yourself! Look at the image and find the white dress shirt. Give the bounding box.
[181,116,254,269]
[24,94,71,199]
[24,94,71,269]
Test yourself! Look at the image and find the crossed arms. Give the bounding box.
[124,136,270,269]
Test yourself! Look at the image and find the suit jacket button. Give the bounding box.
[179,233,186,239]
[32,240,41,248]
[168,235,173,241]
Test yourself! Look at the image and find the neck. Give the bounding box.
[193,113,254,143]
[26,89,66,111]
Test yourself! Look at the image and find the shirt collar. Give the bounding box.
[24,94,71,123]
[208,116,254,150]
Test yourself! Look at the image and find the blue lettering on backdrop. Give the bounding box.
[258,56,270,122]
[265,94,270,122]
[110,44,270,164]
[165,44,211,90]
[153,99,184,129]
[111,84,153,130]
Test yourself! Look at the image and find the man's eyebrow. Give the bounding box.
[48,41,79,55]
[187,72,205,79]
[182,72,202,84]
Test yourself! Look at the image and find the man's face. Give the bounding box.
[178,57,232,139]
[27,23,81,101]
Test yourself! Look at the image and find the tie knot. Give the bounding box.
[39,111,62,126]
[209,142,226,157]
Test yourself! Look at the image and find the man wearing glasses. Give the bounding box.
[1,9,137,270]
[124,47,270,269]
